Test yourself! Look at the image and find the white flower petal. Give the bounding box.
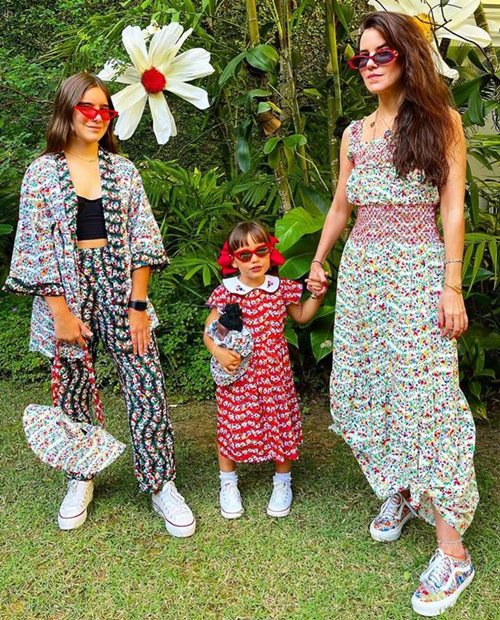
[149,23,184,67]
[116,66,141,85]
[98,61,139,85]
[148,94,175,144]
[97,60,122,81]
[122,25,149,74]
[438,23,492,48]
[434,0,479,28]
[166,48,215,81]
[157,28,193,74]
[112,82,147,113]
[430,44,459,80]
[114,95,147,140]
[391,0,424,14]
[165,80,210,109]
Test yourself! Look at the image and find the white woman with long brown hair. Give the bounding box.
[307,12,478,616]
[5,72,196,538]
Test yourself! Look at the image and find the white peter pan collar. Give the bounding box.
[222,275,280,295]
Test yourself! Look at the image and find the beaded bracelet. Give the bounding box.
[311,260,323,266]
[444,259,463,265]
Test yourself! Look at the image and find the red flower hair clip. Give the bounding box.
[217,241,238,276]
[216,236,285,276]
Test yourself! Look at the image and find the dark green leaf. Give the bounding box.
[275,208,325,252]
[263,136,281,155]
[236,134,251,172]
[283,133,307,149]
[310,328,333,362]
[468,89,485,126]
[218,51,246,87]
[245,44,279,72]
[452,77,481,107]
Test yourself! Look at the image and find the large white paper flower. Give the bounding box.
[367,0,492,79]
[98,23,214,144]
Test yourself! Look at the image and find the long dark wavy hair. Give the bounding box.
[359,12,457,187]
[43,72,118,154]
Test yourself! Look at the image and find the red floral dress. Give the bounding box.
[207,275,303,463]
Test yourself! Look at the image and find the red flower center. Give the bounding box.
[141,67,166,94]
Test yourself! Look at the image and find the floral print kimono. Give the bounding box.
[5,150,176,492]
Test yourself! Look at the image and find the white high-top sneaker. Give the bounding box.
[58,480,94,530]
[152,481,196,538]
[267,476,293,518]
[220,479,244,519]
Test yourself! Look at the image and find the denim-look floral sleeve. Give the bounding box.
[4,159,64,297]
[127,168,168,272]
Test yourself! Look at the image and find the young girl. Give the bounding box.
[204,221,326,519]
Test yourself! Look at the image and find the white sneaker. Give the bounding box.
[369,492,416,542]
[152,481,196,538]
[58,480,94,530]
[220,480,244,519]
[267,477,293,518]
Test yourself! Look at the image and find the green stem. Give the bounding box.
[246,0,260,46]
[325,0,343,191]
[274,0,309,183]
[474,2,498,70]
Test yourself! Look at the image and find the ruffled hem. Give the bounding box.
[3,277,65,297]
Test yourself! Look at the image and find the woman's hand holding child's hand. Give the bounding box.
[306,262,328,297]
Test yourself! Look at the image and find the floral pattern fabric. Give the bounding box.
[207,276,303,463]
[330,119,478,534]
[4,150,168,360]
[56,247,175,493]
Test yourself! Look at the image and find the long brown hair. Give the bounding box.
[43,72,118,154]
[359,12,457,187]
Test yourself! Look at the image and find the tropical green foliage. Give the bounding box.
[0,1,498,412]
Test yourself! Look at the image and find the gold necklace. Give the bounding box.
[65,151,99,163]
[370,109,395,138]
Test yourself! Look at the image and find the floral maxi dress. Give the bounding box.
[207,275,303,463]
[330,119,478,534]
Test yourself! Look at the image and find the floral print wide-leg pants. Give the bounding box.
[53,247,175,493]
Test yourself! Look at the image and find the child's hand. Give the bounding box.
[214,346,242,373]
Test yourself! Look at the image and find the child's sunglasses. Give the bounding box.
[74,105,119,122]
[347,48,398,70]
[232,244,271,262]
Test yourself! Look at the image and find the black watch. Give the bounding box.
[128,299,148,311]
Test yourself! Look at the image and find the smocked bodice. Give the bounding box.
[345,119,442,244]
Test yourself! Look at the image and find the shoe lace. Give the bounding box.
[221,481,239,502]
[378,493,401,521]
[272,481,289,501]
[67,480,80,495]
[159,482,188,516]
[421,552,452,592]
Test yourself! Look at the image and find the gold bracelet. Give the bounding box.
[444,282,463,295]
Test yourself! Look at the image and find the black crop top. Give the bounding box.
[76,196,107,241]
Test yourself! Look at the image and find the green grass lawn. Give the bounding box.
[0,380,498,620]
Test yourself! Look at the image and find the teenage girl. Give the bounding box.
[5,72,195,537]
